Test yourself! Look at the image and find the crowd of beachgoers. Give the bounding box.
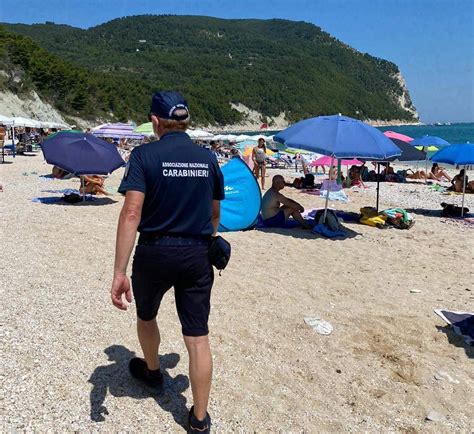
[1,117,473,432]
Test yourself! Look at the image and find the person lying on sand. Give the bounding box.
[52,166,73,179]
[79,175,109,196]
[405,169,427,180]
[261,175,312,229]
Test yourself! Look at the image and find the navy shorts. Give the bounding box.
[132,238,214,336]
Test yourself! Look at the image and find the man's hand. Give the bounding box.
[111,273,132,310]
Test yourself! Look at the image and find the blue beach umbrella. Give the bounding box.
[431,143,474,166]
[41,131,125,176]
[275,114,401,219]
[431,143,474,216]
[274,114,401,159]
[410,135,450,148]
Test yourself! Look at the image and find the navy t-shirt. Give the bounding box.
[118,131,225,235]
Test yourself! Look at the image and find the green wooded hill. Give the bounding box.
[1,16,417,125]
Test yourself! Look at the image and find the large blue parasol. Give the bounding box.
[274,114,401,159]
[41,131,125,176]
[431,143,474,217]
[275,114,401,221]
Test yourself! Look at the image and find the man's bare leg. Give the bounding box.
[261,165,266,190]
[137,318,160,370]
[290,209,312,229]
[282,206,312,229]
[184,335,212,421]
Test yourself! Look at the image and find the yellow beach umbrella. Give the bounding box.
[134,122,154,135]
[415,145,438,152]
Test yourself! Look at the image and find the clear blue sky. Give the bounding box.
[1,0,472,123]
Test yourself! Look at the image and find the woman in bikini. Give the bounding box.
[430,163,452,182]
[79,175,109,196]
[252,138,267,190]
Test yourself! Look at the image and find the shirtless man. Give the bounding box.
[261,175,312,229]
[449,169,472,192]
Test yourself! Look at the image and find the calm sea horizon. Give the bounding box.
[242,122,474,144]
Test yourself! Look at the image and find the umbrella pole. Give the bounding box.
[337,159,342,185]
[81,176,85,202]
[425,149,428,185]
[323,156,335,223]
[376,163,380,212]
[461,168,466,218]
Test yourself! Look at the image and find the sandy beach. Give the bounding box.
[1,153,473,432]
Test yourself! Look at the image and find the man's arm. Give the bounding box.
[211,200,221,236]
[277,192,304,212]
[111,190,145,310]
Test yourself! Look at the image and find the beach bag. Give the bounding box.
[360,207,387,228]
[314,209,342,232]
[382,208,415,229]
[209,236,231,274]
[62,193,82,204]
[302,174,315,188]
[440,202,470,217]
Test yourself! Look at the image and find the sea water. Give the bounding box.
[377,123,474,144]
[251,122,474,144]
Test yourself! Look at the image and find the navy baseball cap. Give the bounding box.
[150,91,190,121]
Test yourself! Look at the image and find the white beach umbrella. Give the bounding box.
[223,134,238,141]
[249,134,274,142]
[235,134,253,142]
[0,115,14,126]
[12,117,42,128]
[187,129,215,140]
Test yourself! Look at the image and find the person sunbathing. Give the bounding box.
[447,169,467,192]
[430,163,452,182]
[405,168,427,180]
[467,181,474,193]
[52,166,73,179]
[261,175,312,229]
[79,175,109,196]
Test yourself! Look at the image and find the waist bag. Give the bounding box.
[209,236,231,274]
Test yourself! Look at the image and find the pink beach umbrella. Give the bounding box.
[310,155,363,167]
[383,131,413,143]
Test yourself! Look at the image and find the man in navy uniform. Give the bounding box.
[111,91,224,433]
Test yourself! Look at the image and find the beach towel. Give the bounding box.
[32,190,95,204]
[312,223,347,239]
[320,189,349,203]
[320,179,342,192]
[256,214,302,229]
[430,184,446,192]
[382,208,415,229]
[31,197,63,204]
[434,309,474,346]
[304,208,359,223]
[41,188,80,194]
[360,207,387,228]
